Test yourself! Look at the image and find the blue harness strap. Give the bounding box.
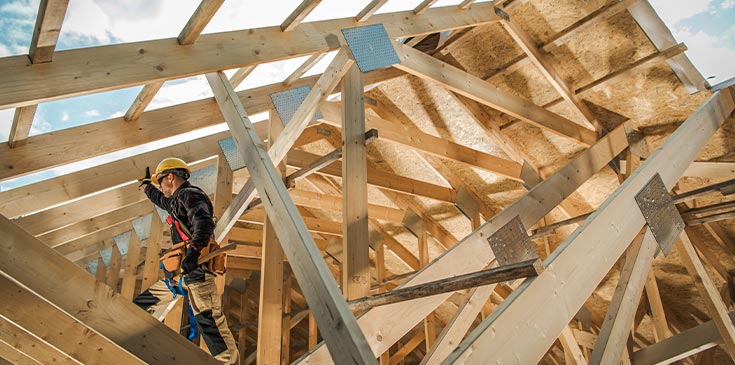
[160,263,199,341]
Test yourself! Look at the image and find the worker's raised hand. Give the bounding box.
[138,166,152,187]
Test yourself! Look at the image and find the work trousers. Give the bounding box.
[133,269,239,364]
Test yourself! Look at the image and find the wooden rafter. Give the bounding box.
[626,1,707,92]
[299,122,629,364]
[0,65,402,183]
[414,0,438,15]
[28,0,69,63]
[445,89,735,364]
[7,104,37,148]
[391,40,598,146]
[178,0,225,45]
[320,102,525,181]
[284,53,326,86]
[206,70,377,364]
[589,228,657,364]
[281,0,323,32]
[0,215,218,364]
[356,0,389,23]
[213,48,354,243]
[0,2,498,110]
[499,11,604,132]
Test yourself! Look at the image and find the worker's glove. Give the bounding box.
[181,247,201,274]
[138,167,152,187]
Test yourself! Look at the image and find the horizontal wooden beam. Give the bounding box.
[391,40,598,146]
[287,149,456,203]
[0,2,498,109]
[445,88,735,364]
[0,65,402,183]
[319,102,524,181]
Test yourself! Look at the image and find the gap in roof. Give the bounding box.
[303,0,371,22]
[205,0,301,32]
[29,87,142,135]
[0,108,15,143]
[57,0,200,48]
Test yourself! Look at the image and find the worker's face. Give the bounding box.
[157,173,174,197]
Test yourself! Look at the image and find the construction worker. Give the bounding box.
[134,157,239,364]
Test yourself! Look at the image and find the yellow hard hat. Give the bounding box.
[153,157,191,184]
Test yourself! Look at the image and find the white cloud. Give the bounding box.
[722,0,735,8]
[109,111,124,119]
[147,76,213,111]
[676,27,735,84]
[60,0,198,44]
[0,43,10,57]
[84,109,101,117]
[649,0,711,25]
[0,0,37,17]
[61,111,69,122]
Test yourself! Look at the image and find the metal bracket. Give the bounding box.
[487,215,538,268]
[455,187,480,221]
[270,86,323,126]
[341,24,400,73]
[634,173,684,256]
[402,208,426,238]
[218,137,246,171]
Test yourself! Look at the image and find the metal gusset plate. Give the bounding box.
[635,173,684,256]
[341,24,400,73]
[402,208,427,238]
[455,187,480,221]
[486,215,537,268]
[269,86,323,127]
[218,137,246,171]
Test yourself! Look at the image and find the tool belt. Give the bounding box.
[160,240,226,279]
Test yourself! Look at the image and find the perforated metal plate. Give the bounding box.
[402,208,426,237]
[455,187,480,221]
[486,215,537,267]
[270,86,323,126]
[635,173,684,256]
[218,137,246,171]
[341,24,400,73]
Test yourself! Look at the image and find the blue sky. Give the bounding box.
[0,0,733,191]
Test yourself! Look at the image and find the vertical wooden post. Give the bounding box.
[257,111,286,365]
[106,242,122,291]
[142,213,164,290]
[95,256,107,283]
[418,232,436,350]
[121,226,143,299]
[341,63,370,300]
[282,274,293,365]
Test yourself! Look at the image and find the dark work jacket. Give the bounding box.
[144,181,215,251]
